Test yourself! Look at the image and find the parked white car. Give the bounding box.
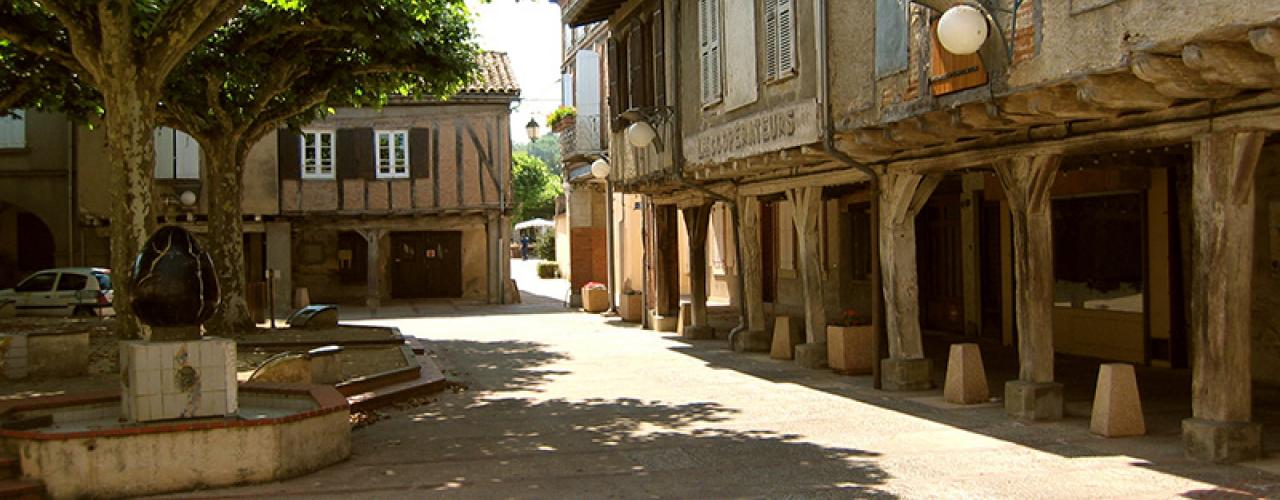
[0,268,114,317]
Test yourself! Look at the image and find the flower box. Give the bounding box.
[827,325,874,374]
[582,284,609,313]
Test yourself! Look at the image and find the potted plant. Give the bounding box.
[827,309,874,374]
[547,106,576,134]
[582,281,609,313]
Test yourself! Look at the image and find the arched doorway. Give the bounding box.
[0,202,55,288]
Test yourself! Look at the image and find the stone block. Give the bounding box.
[582,286,609,313]
[651,312,678,332]
[1090,363,1145,437]
[827,326,874,374]
[619,294,643,323]
[1004,380,1064,421]
[676,303,692,335]
[770,315,803,360]
[882,358,933,391]
[794,342,828,369]
[683,325,715,340]
[122,338,238,422]
[731,329,771,353]
[28,330,89,378]
[1183,418,1263,463]
[944,343,989,404]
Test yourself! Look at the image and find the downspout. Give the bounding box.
[816,0,887,389]
[67,120,76,266]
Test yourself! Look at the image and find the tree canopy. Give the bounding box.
[512,151,561,223]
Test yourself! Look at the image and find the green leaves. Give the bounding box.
[512,152,561,222]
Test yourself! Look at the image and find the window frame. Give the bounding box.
[763,0,797,84]
[374,129,410,179]
[698,0,724,107]
[0,110,26,149]
[299,130,337,180]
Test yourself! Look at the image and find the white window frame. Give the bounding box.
[764,0,796,82]
[153,127,201,179]
[698,0,724,106]
[300,130,336,180]
[375,130,410,179]
[0,110,26,149]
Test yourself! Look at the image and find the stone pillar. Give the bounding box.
[1183,130,1265,463]
[786,187,828,368]
[994,154,1063,420]
[878,171,941,391]
[683,203,715,339]
[486,216,501,304]
[652,204,680,324]
[733,196,770,352]
[359,228,386,314]
[264,221,292,318]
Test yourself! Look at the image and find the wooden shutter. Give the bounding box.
[928,19,987,96]
[336,129,358,179]
[764,0,778,81]
[277,129,300,181]
[607,37,627,127]
[409,128,430,178]
[627,24,648,110]
[652,9,665,107]
[350,128,376,180]
[699,0,722,104]
[777,0,795,76]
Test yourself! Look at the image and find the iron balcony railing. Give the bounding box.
[559,113,606,160]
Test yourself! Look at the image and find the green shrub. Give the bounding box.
[536,261,559,279]
[535,232,556,261]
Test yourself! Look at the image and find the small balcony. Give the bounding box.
[559,114,606,163]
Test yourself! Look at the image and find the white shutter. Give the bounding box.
[154,127,175,178]
[709,0,722,102]
[699,0,723,104]
[174,129,200,179]
[764,0,778,81]
[0,110,25,149]
[777,0,795,76]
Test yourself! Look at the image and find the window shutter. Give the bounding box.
[277,129,300,181]
[652,9,665,107]
[928,19,988,96]
[777,0,795,77]
[0,110,25,149]
[336,129,358,179]
[410,128,430,178]
[353,128,375,180]
[764,0,778,81]
[627,25,648,109]
[607,38,624,127]
[699,0,723,104]
[154,128,175,178]
[709,0,722,101]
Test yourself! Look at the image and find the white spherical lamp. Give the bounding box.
[178,190,198,207]
[590,158,611,179]
[626,121,657,148]
[937,5,988,56]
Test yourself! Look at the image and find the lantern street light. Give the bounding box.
[525,117,540,141]
[936,5,989,55]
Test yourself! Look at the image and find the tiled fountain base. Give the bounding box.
[120,338,237,422]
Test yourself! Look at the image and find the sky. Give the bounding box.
[467,0,564,143]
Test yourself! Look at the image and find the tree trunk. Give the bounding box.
[203,140,254,334]
[103,90,158,340]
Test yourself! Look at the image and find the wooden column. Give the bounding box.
[653,204,680,319]
[1183,130,1265,463]
[683,203,715,339]
[358,228,387,315]
[878,171,941,361]
[994,154,1063,420]
[877,171,941,391]
[787,187,827,346]
[738,196,769,343]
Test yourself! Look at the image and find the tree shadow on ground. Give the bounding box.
[424,339,572,393]
[660,335,1280,498]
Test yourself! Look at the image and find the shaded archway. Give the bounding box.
[0,202,55,288]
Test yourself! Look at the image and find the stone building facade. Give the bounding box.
[562,0,1280,463]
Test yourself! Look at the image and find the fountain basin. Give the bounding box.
[0,384,350,499]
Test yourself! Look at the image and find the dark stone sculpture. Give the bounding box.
[131,226,220,340]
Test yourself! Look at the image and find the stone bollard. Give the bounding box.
[676,303,692,335]
[770,315,802,360]
[944,343,989,404]
[294,287,311,308]
[1090,363,1146,437]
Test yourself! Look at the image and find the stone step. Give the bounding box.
[0,479,46,500]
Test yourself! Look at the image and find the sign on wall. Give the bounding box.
[683,100,820,167]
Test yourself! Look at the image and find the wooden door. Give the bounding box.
[761,201,777,304]
[917,196,964,334]
[979,201,1004,339]
[391,231,463,299]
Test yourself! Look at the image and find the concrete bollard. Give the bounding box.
[770,315,802,360]
[944,343,989,404]
[1090,363,1146,437]
[676,303,692,335]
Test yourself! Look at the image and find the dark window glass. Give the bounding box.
[1052,193,1144,313]
[56,273,87,291]
[338,232,369,285]
[849,204,872,280]
[94,273,112,290]
[15,273,56,292]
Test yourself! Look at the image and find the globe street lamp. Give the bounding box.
[936,5,989,55]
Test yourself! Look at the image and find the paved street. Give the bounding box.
[163,260,1280,499]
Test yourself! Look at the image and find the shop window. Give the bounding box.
[1052,193,1144,313]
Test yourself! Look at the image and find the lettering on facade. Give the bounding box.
[683,100,820,167]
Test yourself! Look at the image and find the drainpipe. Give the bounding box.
[67,120,76,266]
[816,0,887,389]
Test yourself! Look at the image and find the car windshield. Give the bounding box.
[15,273,57,292]
[94,273,112,290]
